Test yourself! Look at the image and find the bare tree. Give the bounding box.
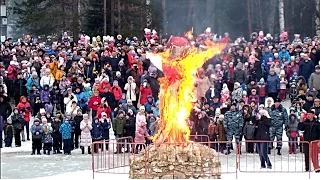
[279,0,285,32]
[316,0,320,36]
[161,0,168,35]
[247,0,252,35]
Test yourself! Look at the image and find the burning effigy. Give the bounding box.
[129,29,226,179]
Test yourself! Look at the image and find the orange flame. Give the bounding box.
[152,42,226,144]
[185,28,194,40]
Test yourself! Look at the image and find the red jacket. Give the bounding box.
[97,106,111,119]
[88,95,102,111]
[7,65,17,80]
[111,86,122,100]
[98,81,111,93]
[17,97,32,122]
[140,86,152,104]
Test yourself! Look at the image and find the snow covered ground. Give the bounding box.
[1,100,320,179]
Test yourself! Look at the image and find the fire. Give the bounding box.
[185,28,194,40]
[152,40,226,144]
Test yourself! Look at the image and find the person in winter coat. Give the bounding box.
[231,82,243,104]
[98,78,112,94]
[215,115,227,153]
[286,114,299,154]
[0,95,12,122]
[59,118,72,155]
[309,65,320,97]
[40,68,55,89]
[17,96,32,141]
[26,72,40,93]
[91,117,103,153]
[14,73,27,105]
[113,110,126,153]
[266,68,280,101]
[64,88,78,113]
[124,76,138,107]
[111,80,122,105]
[88,90,102,119]
[278,46,291,63]
[5,119,14,147]
[298,110,320,172]
[31,118,44,155]
[124,99,137,114]
[73,110,83,149]
[51,117,62,154]
[243,119,256,153]
[233,62,246,85]
[136,106,147,129]
[134,121,149,154]
[299,53,315,82]
[74,87,88,114]
[100,112,111,151]
[269,98,289,155]
[99,86,116,111]
[42,118,53,155]
[139,79,152,105]
[124,111,135,152]
[144,95,155,114]
[11,108,24,147]
[40,84,52,104]
[66,101,81,118]
[223,103,244,154]
[255,110,272,169]
[80,114,93,154]
[96,99,112,119]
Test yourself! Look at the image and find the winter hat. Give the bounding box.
[128,109,133,114]
[280,70,286,75]
[259,78,265,83]
[242,91,247,96]
[42,117,47,124]
[218,114,224,119]
[101,112,107,117]
[274,98,281,103]
[34,118,40,123]
[274,53,279,57]
[116,71,121,77]
[259,104,265,109]
[40,108,46,114]
[139,106,145,110]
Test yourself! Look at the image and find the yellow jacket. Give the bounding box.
[55,69,65,81]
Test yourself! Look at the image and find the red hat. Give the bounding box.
[275,60,280,64]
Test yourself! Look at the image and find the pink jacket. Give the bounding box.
[134,126,149,144]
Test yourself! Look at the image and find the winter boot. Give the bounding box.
[57,149,62,154]
[53,149,57,154]
[88,147,92,154]
[288,146,292,154]
[277,148,281,155]
[225,147,231,155]
[31,149,36,155]
[43,150,47,155]
[81,146,85,154]
[268,147,271,154]
[293,145,297,154]
[48,150,51,155]
[37,149,41,155]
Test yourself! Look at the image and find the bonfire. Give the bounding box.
[129,30,225,179]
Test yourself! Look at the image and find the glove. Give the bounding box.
[26,106,31,110]
[21,108,26,112]
[70,95,74,100]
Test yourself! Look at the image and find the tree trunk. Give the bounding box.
[188,0,195,29]
[104,0,107,35]
[118,0,121,34]
[267,0,277,34]
[162,0,168,36]
[205,0,215,31]
[316,0,320,37]
[258,0,263,30]
[247,0,252,36]
[279,0,285,32]
[110,0,115,35]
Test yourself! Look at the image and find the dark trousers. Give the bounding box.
[63,139,72,154]
[32,138,42,154]
[92,139,102,153]
[5,135,13,147]
[22,122,30,140]
[74,131,81,148]
[53,137,62,151]
[246,142,254,153]
[102,139,109,151]
[43,142,52,151]
[92,110,97,119]
[303,143,319,171]
[268,92,278,101]
[135,144,145,153]
[14,129,22,146]
[71,132,75,150]
[256,142,272,168]
[0,132,2,148]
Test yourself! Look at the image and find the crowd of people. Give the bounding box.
[0,29,320,171]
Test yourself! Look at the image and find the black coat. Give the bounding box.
[11,113,24,130]
[100,92,116,110]
[51,121,62,139]
[298,119,320,142]
[101,121,111,140]
[73,115,83,134]
[254,116,271,141]
[124,117,136,137]
[0,101,12,120]
[13,79,27,97]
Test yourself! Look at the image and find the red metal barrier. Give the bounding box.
[310,140,320,172]
[190,135,210,142]
[91,139,320,179]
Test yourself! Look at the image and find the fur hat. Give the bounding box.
[116,71,121,77]
[40,108,46,114]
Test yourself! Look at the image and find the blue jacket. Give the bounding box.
[91,122,103,140]
[279,51,291,62]
[266,74,280,93]
[101,121,111,140]
[75,92,88,108]
[59,122,72,139]
[26,77,40,93]
[262,52,274,64]
[144,95,155,113]
[31,124,44,139]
